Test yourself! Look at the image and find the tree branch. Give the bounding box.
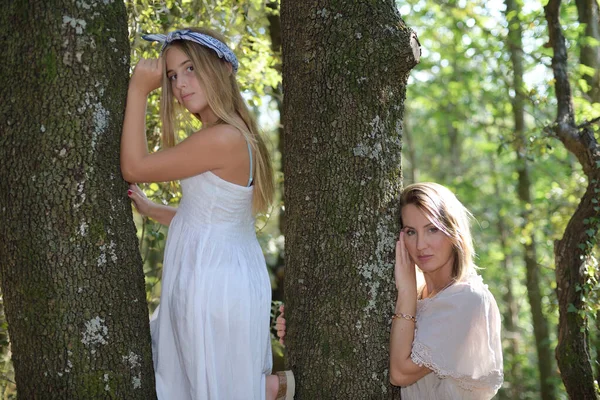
[577,116,600,129]
[544,0,600,174]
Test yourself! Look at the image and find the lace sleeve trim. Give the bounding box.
[411,341,504,392]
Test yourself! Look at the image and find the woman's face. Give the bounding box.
[401,203,454,275]
[165,46,208,115]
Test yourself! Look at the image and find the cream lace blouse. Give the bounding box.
[401,273,504,400]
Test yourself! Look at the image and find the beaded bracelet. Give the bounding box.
[392,312,416,322]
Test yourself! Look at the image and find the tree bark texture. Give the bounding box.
[575,1,600,382]
[545,0,600,398]
[281,1,418,398]
[0,1,156,398]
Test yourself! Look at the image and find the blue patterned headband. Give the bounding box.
[142,29,239,74]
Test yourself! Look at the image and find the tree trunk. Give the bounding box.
[575,0,600,103]
[485,130,522,399]
[504,1,558,397]
[545,0,600,398]
[281,1,418,398]
[0,1,156,398]
[518,166,557,399]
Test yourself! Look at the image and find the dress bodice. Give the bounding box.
[176,171,255,235]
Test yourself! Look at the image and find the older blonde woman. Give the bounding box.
[276,183,502,399]
[390,182,503,399]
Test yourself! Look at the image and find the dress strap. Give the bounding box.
[246,140,253,187]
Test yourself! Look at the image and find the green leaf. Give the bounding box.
[586,229,596,237]
[567,303,578,313]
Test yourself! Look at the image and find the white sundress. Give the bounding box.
[150,168,272,400]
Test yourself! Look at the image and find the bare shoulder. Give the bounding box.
[186,124,245,151]
[178,124,244,155]
[199,123,243,141]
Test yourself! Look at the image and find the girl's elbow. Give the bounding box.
[120,166,134,182]
[390,366,407,387]
[389,365,420,387]
[120,157,141,182]
[120,164,138,183]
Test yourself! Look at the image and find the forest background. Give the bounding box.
[0,0,599,399]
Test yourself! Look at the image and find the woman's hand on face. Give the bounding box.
[395,231,417,292]
[275,305,286,346]
[130,58,163,95]
[127,184,154,217]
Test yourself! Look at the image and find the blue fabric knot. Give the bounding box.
[142,29,238,74]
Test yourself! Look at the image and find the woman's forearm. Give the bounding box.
[390,290,417,365]
[120,87,150,182]
[147,203,178,226]
[389,289,427,386]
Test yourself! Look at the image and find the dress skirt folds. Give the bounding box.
[150,171,272,400]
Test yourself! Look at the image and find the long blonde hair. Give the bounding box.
[159,27,274,214]
[399,182,476,282]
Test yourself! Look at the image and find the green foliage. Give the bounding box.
[397,0,598,397]
[0,296,16,399]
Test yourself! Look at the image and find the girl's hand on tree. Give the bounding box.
[275,304,286,346]
[127,184,154,217]
[394,231,417,293]
[130,58,163,95]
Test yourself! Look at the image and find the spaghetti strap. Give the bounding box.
[246,141,253,187]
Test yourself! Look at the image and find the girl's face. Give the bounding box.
[165,46,209,116]
[401,204,455,276]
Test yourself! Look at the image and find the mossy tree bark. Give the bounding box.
[281,1,419,398]
[545,0,600,398]
[0,1,156,398]
[574,0,600,384]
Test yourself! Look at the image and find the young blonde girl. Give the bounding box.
[121,27,294,400]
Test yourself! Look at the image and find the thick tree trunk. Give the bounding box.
[545,0,600,398]
[554,173,600,400]
[504,1,558,397]
[0,1,156,398]
[281,1,418,398]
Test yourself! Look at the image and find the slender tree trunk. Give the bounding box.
[504,2,558,398]
[545,0,600,398]
[281,1,419,398]
[0,1,156,398]
[517,166,557,399]
[575,0,600,102]
[486,130,522,400]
